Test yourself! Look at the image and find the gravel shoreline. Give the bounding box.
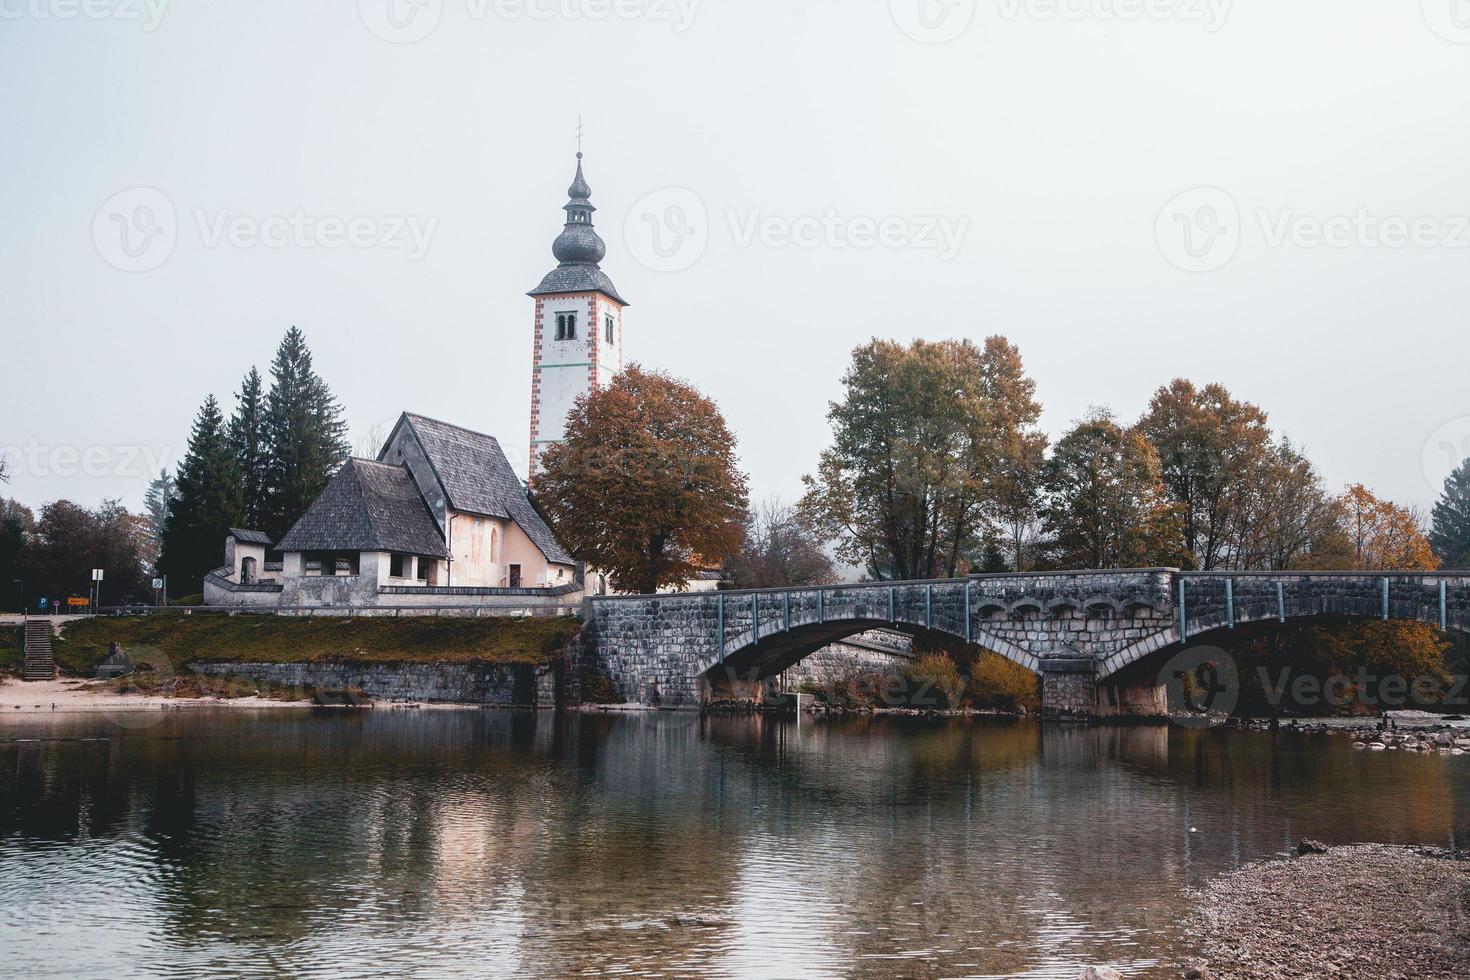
[1185,844,1470,979]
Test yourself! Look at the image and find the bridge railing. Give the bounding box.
[587,574,978,602]
[1175,571,1470,639]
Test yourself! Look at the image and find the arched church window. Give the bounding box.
[604,314,614,344]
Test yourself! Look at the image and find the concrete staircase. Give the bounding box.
[22,620,57,681]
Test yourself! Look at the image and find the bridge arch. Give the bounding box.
[700,616,1039,693]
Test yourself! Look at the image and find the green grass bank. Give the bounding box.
[4,615,581,677]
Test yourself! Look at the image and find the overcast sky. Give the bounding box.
[3,0,1470,519]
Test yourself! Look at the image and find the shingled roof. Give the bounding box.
[529,264,628,305]
[277,459,450,558]
[394,413,574,566]
[228,528,273,546]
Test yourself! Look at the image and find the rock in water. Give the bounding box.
[1078,968,1123,980]
[1298,838,1329,855]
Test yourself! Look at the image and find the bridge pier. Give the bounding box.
[1039,657,1167,720]
[1039,657,1099,719]
[1098,680,1170,718]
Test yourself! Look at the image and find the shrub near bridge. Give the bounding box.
[800,647,1041,713]
[964,649,1042,713]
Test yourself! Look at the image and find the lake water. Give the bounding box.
[2,709,1467,979]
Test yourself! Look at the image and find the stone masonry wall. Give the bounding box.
[192,660,558,706]
[1041,672,1098,718]
[781,633,914,689]
[582,595,721,706]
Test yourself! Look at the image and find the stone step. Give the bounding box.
[22,621,57,681]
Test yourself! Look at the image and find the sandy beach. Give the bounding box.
[0,677,316,713]
[0,676,536,714]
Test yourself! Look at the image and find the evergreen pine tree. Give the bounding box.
[159,396,242,595]
[227,367,269,530]
[978,540,1009,573]
[261,327,350,541]
[1430,459,1470,569]
[142,468,175,572]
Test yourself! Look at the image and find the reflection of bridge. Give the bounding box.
[583,570,1470,715]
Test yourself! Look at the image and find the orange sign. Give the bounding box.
[66,597,89,608]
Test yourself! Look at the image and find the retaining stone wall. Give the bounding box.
[192,660,558,706]
[782,635,914,688]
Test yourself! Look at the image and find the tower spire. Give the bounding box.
[528,147,626,304]
[527,141,629,480]
[551,150,602,265]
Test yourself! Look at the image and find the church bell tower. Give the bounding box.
[527,151,628,478]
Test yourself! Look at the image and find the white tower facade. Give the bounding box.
[528,152,627,478]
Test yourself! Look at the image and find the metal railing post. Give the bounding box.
[1277,581,1285,623]
[1226,578,1234,628]
[1441,580,1448,631]
[717,593,725,660]
[1382,577,1390,620]
[925,584,932,629]
[964,580,972,643]
[1178,577,1187,641]
[818,589,825,624]
[784,592,791,632]
[752,593,760,642]
[888,586,895,623]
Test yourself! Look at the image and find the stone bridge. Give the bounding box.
[581,570,1470,716]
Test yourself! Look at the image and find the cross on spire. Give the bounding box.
[576,116,584,157]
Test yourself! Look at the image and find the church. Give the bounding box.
[205,151,663,611]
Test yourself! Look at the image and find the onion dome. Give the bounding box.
[550,153,606,264]
[530,151,628,305]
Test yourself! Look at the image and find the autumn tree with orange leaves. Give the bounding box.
[1333,483,1439,571]
[536,365,748,595]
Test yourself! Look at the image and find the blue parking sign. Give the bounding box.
[38,597,48,610]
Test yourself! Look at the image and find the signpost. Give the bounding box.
[152,578,165,609]
[91,568,104,615]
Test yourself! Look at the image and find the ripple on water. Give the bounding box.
[1,711,1467,978]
